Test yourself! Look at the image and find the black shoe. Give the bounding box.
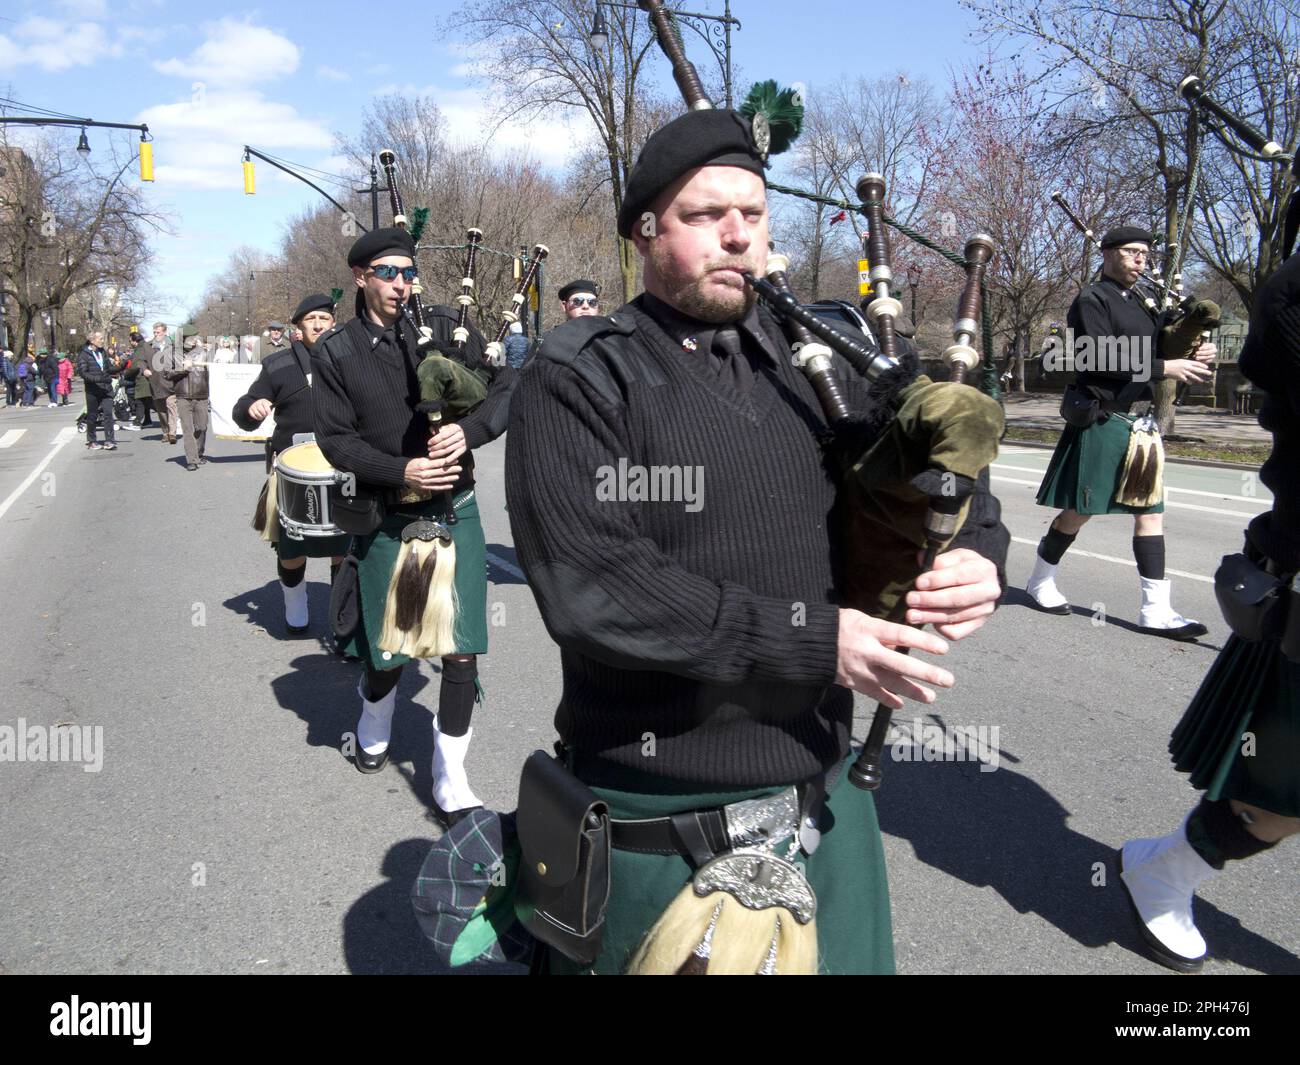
[285,622,310,637]
[432,802,484,829]
[1138,621,1208,641]
[198,456,208,464]
[355,745,390,774]
[186,463,198,471]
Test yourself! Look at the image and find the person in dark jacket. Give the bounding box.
[18,353,36,407]
[313,227,514,824]
[168,335,209,469]
[40,349,59,408]
[2,350,18,406]
[233,294,349,635]
[505,108,1006,974]
[76,332,118,450]
[126,331,153,426]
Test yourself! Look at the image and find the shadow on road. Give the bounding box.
[342,838,525,975]
[485,542,528,586]
[874,743,1299,974]
[1002,586,1221,651]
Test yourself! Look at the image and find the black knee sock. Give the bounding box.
[1038,526,1076,565]
[438,657,478,738]
[1133,535,1165,580]
[1186,796,1278,870]
[362,663,402,703]
[278,561,305,587]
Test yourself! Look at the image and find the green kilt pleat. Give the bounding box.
[549,752,895,975]
[1169,634,1300,817]
[1035,416,1164,515]
[340,491,488,671]
[274,531,352,561]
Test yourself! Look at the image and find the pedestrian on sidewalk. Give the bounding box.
[56,351,73,405]
[2,350,17,406]
[18,352,36,407]
[41,349,59,408]
[1027,226,1213,640]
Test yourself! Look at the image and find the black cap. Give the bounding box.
[1100,225,1154,249]
[290,293,335,325]
[267,321,287,332]
[617,109,766,239]
[557,280,599,303]
[346,226,416,267]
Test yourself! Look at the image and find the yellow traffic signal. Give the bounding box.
[139,139,154,182]
[243,159,255,195]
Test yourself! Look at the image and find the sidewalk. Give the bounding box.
[1001,393,1271,446]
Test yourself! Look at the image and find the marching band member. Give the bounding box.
[233,294,350,636]
[505,108,1006,974]
[1029,226,1214,638]
[313,227,514,825]
[1118,218,1300,973]
[557,279,601,320]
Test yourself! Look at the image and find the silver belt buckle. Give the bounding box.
[722,787,799,851]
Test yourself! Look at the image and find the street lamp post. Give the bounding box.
[0,116,154,180]
[588,1,741,107]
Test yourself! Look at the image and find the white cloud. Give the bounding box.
[369,83,586,170]
[0,16,124,72]
[153,18,299,86]
[137,90,334,190]
[316,65,351,83]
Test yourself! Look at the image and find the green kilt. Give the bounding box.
[1169,635,1300,817]
[340,490,488,671]
[549,752,894,975]
[1035,415,1164,515]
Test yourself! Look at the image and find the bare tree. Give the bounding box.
[0,131,165,355]
[449,0,672,301]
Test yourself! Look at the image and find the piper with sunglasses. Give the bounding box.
[558,279,601,320]
[312,226,516,825]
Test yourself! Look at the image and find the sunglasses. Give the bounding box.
[567,296,598,307]
[369,264,418,282]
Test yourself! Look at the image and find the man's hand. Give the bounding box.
[904,547,1000,640]
[248,398,273,420]
[404,456,461,493]
[1192,341,1217,364]
[428,423,467,463]
[1163,358,1212,384]
[835,609,953,709]
[142,368,153,377]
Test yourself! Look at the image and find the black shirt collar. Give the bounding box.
[640,292,778,366]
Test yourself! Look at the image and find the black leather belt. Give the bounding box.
[610,809,732,865]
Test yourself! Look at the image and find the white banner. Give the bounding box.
[208,363,275,442]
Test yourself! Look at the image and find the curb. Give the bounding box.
[1003,436,1263,472]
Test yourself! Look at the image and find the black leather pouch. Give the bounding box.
[329,553,361,640]
[513,750,610,966]
[332,485,386,535]
[1214,553,1285,642]
[1060,384,1102,428]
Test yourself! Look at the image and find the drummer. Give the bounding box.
[233,293,350,636]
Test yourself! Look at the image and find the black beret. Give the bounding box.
[290,293,335,324]
[1100,225,1154,249]
[346,226,416,267]
[557,280,599,303]
[617,109,766,239]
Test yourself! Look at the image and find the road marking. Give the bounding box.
[486,550,525,582]
[0,430,26,448]
[53,427,77,445]
[1010,536,1212,583]
[991,475,1261,519]
[0,428,75,521]
[991,462,1271,506]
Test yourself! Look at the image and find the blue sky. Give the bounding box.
[1,0,986,325]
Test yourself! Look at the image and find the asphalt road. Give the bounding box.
[0,399,1294,976]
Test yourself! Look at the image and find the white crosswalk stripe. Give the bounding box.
[0,429,26,449]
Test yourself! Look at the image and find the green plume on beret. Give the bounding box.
[740,80,804,157]
[409,207,429,245]
[329,287,344,304]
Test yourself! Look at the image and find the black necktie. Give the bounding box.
[710,326,753,395]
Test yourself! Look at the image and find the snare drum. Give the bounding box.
[275,442,348,539]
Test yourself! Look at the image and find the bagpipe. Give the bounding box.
[622,0,1004,977]
[483,244,549,368]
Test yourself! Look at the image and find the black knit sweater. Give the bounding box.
[312,308,513,495]
[505,296,1009,788]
